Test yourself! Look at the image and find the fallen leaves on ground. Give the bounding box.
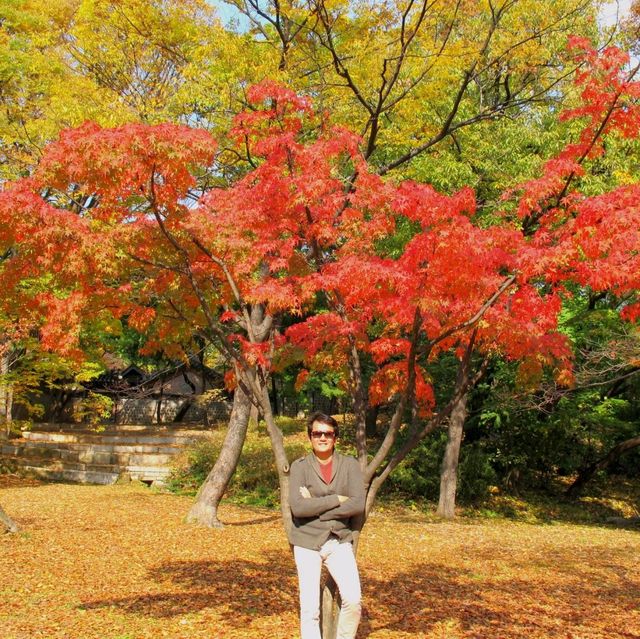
[1,478,639,639]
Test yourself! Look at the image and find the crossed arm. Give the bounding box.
[300,485,349,502]
[289,458,366,520]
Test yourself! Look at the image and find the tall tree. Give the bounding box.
[226,0,597,171]
[2,37,639,525]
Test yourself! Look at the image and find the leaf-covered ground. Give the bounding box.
[1,477,639,639]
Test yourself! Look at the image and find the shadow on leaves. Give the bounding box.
[79,545,639,637]
[80,550,297,622]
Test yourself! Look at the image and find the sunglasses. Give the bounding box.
[310,431,336,439]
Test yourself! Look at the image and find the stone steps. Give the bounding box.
[1,425,212,486]
[22,429,207,446]
[26,422,212,433]
[2,442,178,466]
[10,461,121,486]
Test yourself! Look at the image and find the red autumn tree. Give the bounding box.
[279,37,640,517]
[0,40,639,543]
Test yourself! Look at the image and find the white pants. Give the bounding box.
[293,539,362,639]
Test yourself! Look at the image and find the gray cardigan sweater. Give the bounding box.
[288,451,366,550]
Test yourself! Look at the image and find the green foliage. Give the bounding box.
[0,343,107,422]
[73,392,114,426]
[167,417,308,506]
[296,369,346,405]
[472,379,639,490]
[385,431,497,505]
[467,290,640,492]
[457,443,498,504]
[386,430,446,500]
[167,438,219,493]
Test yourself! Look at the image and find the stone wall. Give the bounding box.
[67,396,232,425]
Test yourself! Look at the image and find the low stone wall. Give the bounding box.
[66,396,232,425]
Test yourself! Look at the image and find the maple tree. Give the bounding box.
[1,33,639,534]
[0,0,240,435]
[0,40,639,637]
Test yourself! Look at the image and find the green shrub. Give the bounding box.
[457,443,497,503]
[166,438,221,493]
[385,431,446,500]
[166,418,308,507]
[384,432,496,504]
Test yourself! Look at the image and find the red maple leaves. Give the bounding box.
[0,40,638,411]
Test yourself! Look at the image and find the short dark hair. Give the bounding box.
[307,412,339,438]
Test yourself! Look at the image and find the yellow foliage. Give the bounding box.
[0,0,600,183]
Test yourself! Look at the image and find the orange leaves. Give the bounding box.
[568,184,640,295]
[294,369,310,392]
[369,338,411,365]
[393,181,476,227]
[565,38,640,149]
[286,312,362,363]
[37,291,85,360]
[369,361,435,416]
[233,80,314,157]
[0,120,220,350]
[510,156,583,221]
[231,335,276,369]
[127,305,157,332]
[37,122,215,215]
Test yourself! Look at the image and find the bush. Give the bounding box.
[385,431,446,500]
[166,417,308,506]
[385,432,496,505]
[166,438,220,493]
[457,443,497,503]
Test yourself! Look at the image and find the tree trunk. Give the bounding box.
[321,579,341,639]
[186,383,253,528]
[50,390,71,424]
[256,377,292,532]
[567,434,640,497]
[0,349,12,432]
[271,374,279,416]
[365,405,379,437]
[156,386,163,424]
[173,398,193,423]
[436,337,477,520]
[0,503,19,533]
[4,383,11,438]
[436,388,470,519]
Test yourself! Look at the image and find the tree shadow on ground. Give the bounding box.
[79,543,639,638]
[222,513,282,526]
[360,554,639,638]
[80,550,298,623]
